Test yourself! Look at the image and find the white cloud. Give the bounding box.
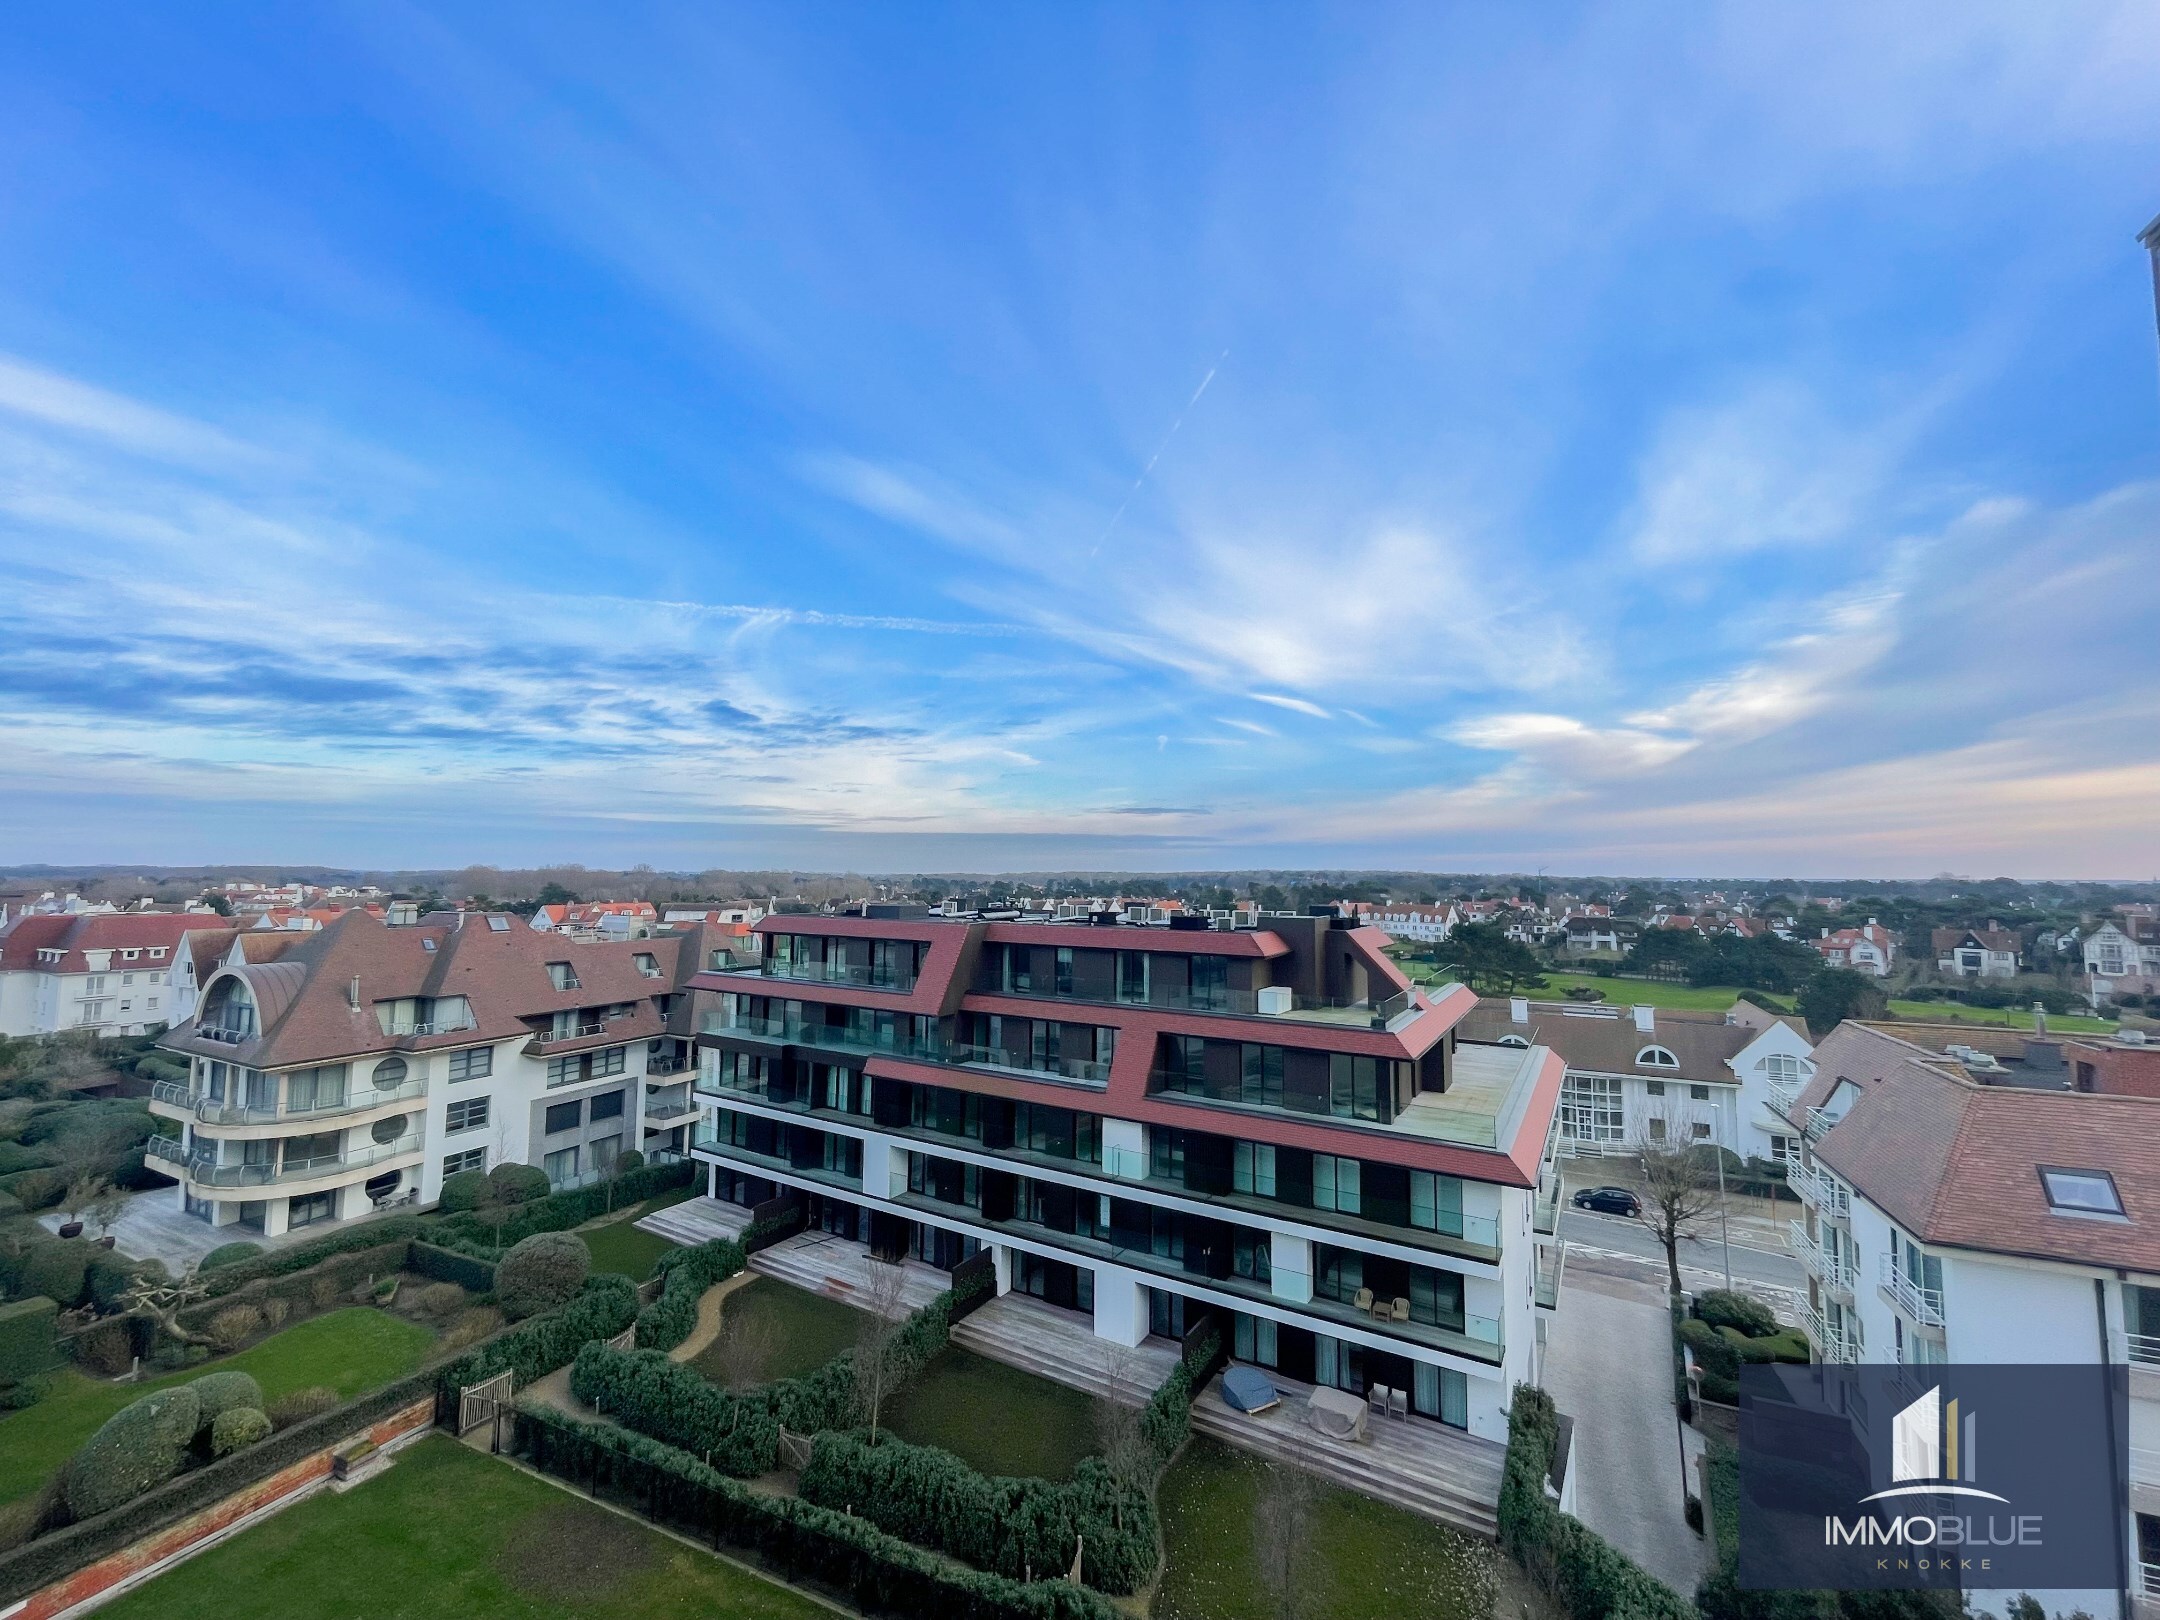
[0,354,259,466]
[1248,692,1332,719]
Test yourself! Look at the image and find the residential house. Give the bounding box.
[0,913,206,1036]
[1809,921,1895,977]
[684,906,1565,1443]
[1931,923,2021,979]
[1777,1021,2160,1614]
[147,911,710,1237]
[1558,915,1639,958]
[2087,919,2160,1000]
[1461,999,1814,1164]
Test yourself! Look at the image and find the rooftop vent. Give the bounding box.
[1168,914,1212,932]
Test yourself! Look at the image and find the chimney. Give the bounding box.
[347,975,361,1010]
[1633,1005,1655,1033]
[2032,1001,2048,1036]
[1820,927,1829,939]
[1510,996,1529,1025]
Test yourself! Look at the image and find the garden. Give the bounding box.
[880,1345,1106,1482]
[689,1275,870,1386]
[91,1433,833,1620]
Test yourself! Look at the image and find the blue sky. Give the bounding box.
[1,4,2156,877]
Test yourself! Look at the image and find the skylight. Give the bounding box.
[487,915,510,932]
[2039,1167,2125,1218]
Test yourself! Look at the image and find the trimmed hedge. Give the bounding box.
[0,1296,59,1385]
[64,1386,201,1520]
[187,1370,264,1431]
[431,1160,696,1258]
[18,1241,91,1308]
[434,1271,639,1395]
[175,1242,408,1335]
[800,1433,1157,1595]
[198,1241,264,1272]
[496,1232,591,1321]
[192,1216,428,1299]
[1695,1291,1775,1337]
[1500,1384,1695,1620]
[406,1240,496,1293]
[517,1406,1115,1620]
[1139,1320,1220,1476]
[208,1407,271,1457]
[636,1235,748,1352]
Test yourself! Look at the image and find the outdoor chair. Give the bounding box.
[1353,1286,1374,1314]
[1367,1384,1387,1418]
[1390,1296,1410,1322]
[1387,1386,1408,1421]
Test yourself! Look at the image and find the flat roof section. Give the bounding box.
[1396,1041,1546,1150]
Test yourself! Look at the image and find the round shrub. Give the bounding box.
[187,1369,265,1431]
[65,1385,200,1519]
[437,1169,490,1213]
[1695,1289,1776,1338]
[612,1149,645,1175]
[266,1384,341,1430]
[495,1231,590,1321]
[209,1406,272,1457]
[412,1281,466,1321]
[19,1240,90,1308]
[199,1241,264,1272]
[486,1163,551,1207]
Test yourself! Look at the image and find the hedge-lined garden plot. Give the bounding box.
[92,1433,832,1620]
[0,1307,434,1508]
[1154,1435,1495,1620]
[689,1277,869,1387]
[881,1346,1104,1483]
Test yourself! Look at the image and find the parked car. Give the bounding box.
[1572,1185,1641,1217]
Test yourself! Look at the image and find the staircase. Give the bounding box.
[633,1199,748,1247]
[744,1232,948,1318]
[948,1294,1175,1406]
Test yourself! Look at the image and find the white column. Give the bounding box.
[1092,1262,1150,1347]
[1271,1231,1314,1304]
[992,1244,1014,1296]
[260,1196,290,1237]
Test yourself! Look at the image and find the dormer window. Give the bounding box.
[635,953,661,978]
[548,962,582,991]
[2040,1167,2125,1218]
[121,948,140,960]
[150,947,166,958]
[1635,1045,1680,1069]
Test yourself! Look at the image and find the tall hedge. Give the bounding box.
[192,1216,428,1299]
[635,1235,747,1351]
[435,1271,639,1395]
[1139,1320,1219,1476]
[429,1159,696,1257]
[0,1297,59,1385]
[64,1386,200,1520]
[1500,1384,1695,1620]
[799,1433,1158,1595]
[517,1406,1115,1620]
[572,1341,782,1474]
[406,1241,496,1293]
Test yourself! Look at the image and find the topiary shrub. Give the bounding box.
[209,1406,272,1457]
[0,1295,60,1385]
[411,1281,465,1321]
[84,1250,140,1313]
[187,1369,265,1432]
[266,1384,341,1430]
[65,1385,201,1519]
[437,1169,490,1213]
[486,1162,551,1207]
[18,1240,90,1308]
[496,1231,590,1321]
[612,1148,645,1175]
[199,1241,264,1272]
[1695,1289,1776,1338]
[1679,1318,1741,1383]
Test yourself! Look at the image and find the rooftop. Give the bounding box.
[1395,1041,1548,1150]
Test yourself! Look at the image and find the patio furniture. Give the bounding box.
[1390,1296,1410,1322]
[1387,1385,1409,1421]
[1221,1365,1282,1414]
[1367,1384,1387,1419]
[1353,1286,1374,1314]
[1306,1385,1369,1442]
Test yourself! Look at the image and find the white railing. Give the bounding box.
[2141,1561,2160,1601]
[2129,1332,2160,1368]
[1789,1221,1854,1296]
[1803,1302,1859,1363]
[1766,1078,1802,1114]
[1877,1254,1944,1327]
[1792,1160,1850,1218]
[152,1075,428,1125]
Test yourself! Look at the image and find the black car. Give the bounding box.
[1571,1185,1641,1217]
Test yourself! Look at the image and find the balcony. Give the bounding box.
[1803,1301,1859,1364]
[1791,1160,1850,1219]
[948,1041,1112,1087]
[700,1009,943,1064]
[1789,1221,1854,1297]
[760,959,919,995]
[1877,1255,1944,1328]
[978,978,1419,1030]
[1533,1174,1562,1236]
[645,1054,688,1076]
[145,1134,187,1168]
[1765,1077,1802,1114]
[176,1133,425,1190]
[380,1018,477,1038]
[1535,1239,1565,1310]
[643,1095,700,1126]
[2129,1332,2160,1369]
[150,1075,428,1126]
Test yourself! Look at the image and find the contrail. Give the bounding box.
[1090,350,1228,556]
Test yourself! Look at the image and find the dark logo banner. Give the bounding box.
[1737,1364,2127,1590]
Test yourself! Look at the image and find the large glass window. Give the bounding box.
[445,1096,489,1133]
[1240,1044,1283,1108]
[544,1100,581,1134]
[1234,1141,1277,1198]
[1313,1154,1361,1215]
[1560,1074,1624,1143]
[544,1146,579,1185]
[449,1047,493,1081]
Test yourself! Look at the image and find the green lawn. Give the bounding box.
[689,1277,868,1387]
[1154,1435,1493,1620]
[1885,1000,2117,1033]
[0,1306,436,1506]
[580,1214,681,1282]
[881,1346,1103,1481]
[1525,974,1771,1012]
[95,1433,830,1620]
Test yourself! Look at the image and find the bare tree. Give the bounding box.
[1255,1424,1317,1620]
[1633,1122,1722,1297]
[852,1260,911,1442]
[122,1264,216,1348]
[711,1300,783,1388]
[1092,1344,1153,1509]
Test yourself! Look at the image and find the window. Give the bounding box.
[634,952,660,978]
[1328,1053,1384,1121]
[590,1135,622,1170]
[548,962,581,990]
[1636,1046,1680,1069]
[1645,1080,1666,1097]
[446,1096,489,1133]
[123,972,135,985]
[589,1090,625,1122]
[1156,1035,1208,1096]
[1313,1154,1361,1215]
[1689,1084,1711,1101]
[544,1100,582,1134]
[546,1055,578,1086]
[2040,1167,2125,1217]
[371,1113,412,1145]
[287,1066,348,1114]
[448,1046,493,1081]
[1560,1074,1624,1143]
[1234,1141,1277,1198]
[443,1148,487,1178]
[149,971,162,983]
[487,914,510,931]
[1690,1121,1712,1140]
[544,1146,580,1185]
[594,1045,627,1078]
[1240,1044,1283,1108]
[1409,1170,1466,1236]
[1765,1052,1801,1083]
[147,996,159,1010]
[1769,1135,1794,1162]
[288,1190,337,1228]
[150,946,167,958]
[371,1056,409,1090]
[1647,1118,1668,1140]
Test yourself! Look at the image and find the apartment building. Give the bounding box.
[146,911,708,1237]
[1780,1023,2158,1609]
[684,906,1564,1442]
[0,913,206,1036]
[1462,999,1815,1164]
[1367,902,1457,944]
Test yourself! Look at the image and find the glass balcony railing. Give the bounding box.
[757,959,919,994]
[150,1075,428,1125]
[175,1133,424,1189]
[978,979,1417,1028]
[946,1041,1112,1086]
[700,1009,943,1063]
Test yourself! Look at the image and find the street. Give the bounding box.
[1557,1203,1808,1319]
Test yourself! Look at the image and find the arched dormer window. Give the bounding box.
[1635,1045,1680,1069]
[1496,1035,1530,1049]
[200,976,258,1039]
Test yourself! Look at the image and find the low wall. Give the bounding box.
[6,1397,434,1620]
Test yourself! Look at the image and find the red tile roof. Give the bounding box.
[0,912,207,973]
